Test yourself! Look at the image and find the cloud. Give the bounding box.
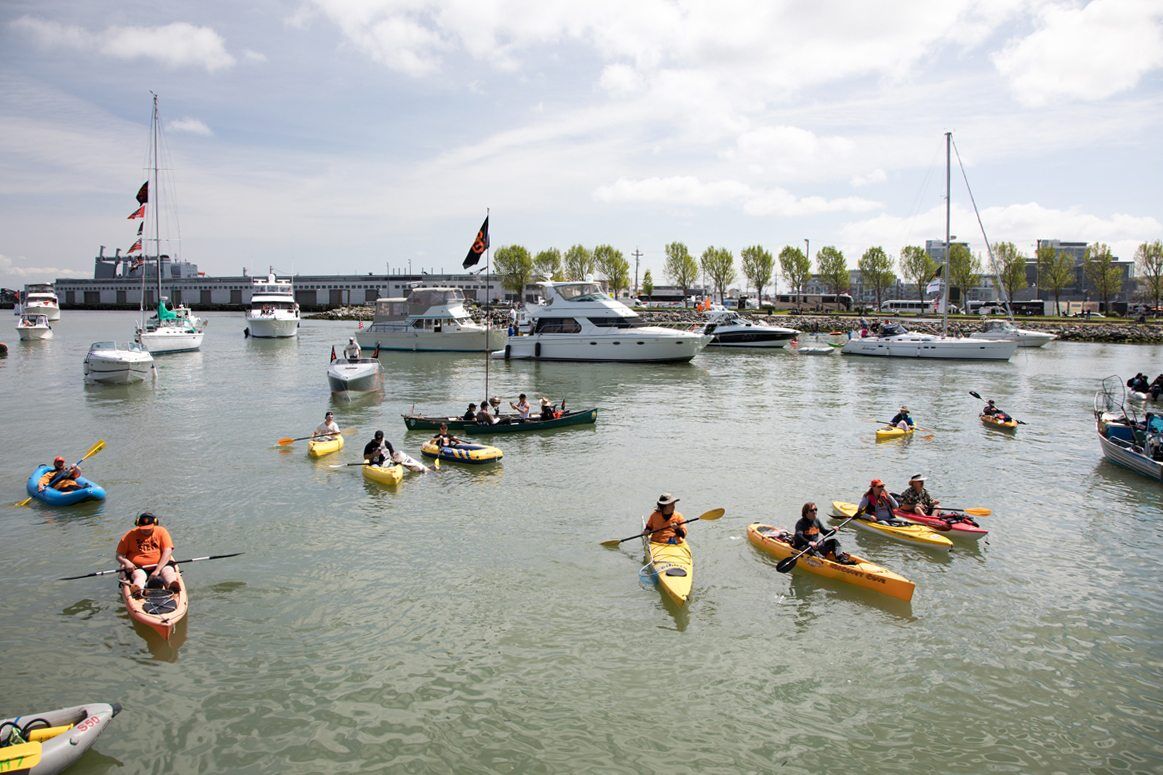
[167,117,213,136]
[993,0,1163,106]
[851,169,887,188]
[0,253,89,281]
[243,49,268,63]
[10,17,236,72]
[594,175,881,217]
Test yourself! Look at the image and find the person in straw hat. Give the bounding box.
[898,473,940,517]
[887,404,914,431]
[642,493,687,545]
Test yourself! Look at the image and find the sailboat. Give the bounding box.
[133,94,205,355]
[842,132,1017,361]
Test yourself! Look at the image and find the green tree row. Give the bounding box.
[491,244,631,297]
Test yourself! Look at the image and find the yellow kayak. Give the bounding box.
[876,426,914,441]
[362,463,403,486]
[829,501,953,552]
[641,517,693,605]
[747,523,915,602]
[307,434,344,458]
[981,414,1018,431]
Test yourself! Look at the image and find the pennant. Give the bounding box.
[330,345,337,363]
[136,181,149,205]
[925,278,943,295]
[462,215,489,269]
[128,239,143,254]
[137,222,144,236]
[128,205,146,220]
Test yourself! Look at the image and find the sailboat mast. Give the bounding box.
[484,207,491,402]
[942,131,951,337]
[152,92,161,306]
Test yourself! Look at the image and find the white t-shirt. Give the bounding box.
[314,420,340,437]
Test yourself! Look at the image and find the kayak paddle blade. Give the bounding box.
[0,741,42,771]
[776,557,797,573]
[697,507,726,521]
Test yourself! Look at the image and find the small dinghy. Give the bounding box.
[0,702,121,775]
[327,357,384,396]
[16,314,53,341]
[420,441,503,464]
[26,464,106,506]
[83,341,156,384]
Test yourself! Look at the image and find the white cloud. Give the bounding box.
[243,49,268,63]
[594,175,881,217]
[10,17,236,72]
[851,169,887,188]
[599,64,644,97]
[167,118,213,136]
[0,253,89,282]
[993,0,1163,106]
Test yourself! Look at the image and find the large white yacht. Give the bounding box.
[970,319,1055,348]
[841,321,1017,360]
[493,281,711,363]
[354,287,505,352]
[246,271,300,338]
[23,283,60,321]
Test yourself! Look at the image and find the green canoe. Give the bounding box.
[402,407,598,433]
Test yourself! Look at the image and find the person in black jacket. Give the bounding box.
[793,503,855,564]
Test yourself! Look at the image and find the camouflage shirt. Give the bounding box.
[899,487,935,511]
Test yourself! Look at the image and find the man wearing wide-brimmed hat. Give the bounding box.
[898,473,940,517]
[643,493,686,545]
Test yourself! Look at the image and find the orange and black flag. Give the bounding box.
[462,216,489,269]
[136,181,149,205]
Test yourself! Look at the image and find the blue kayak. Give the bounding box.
[26,464,106,506]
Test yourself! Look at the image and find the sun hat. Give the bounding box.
[657,493,679,506]
[900,405,909,412]
[540,397,550,405]
[910,473,926,482]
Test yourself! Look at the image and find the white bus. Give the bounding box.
[879,298,958,314]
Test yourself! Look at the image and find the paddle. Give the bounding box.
[16,439,106,507]
[968,391,1026,424]
[0,741,41,772]
[59,552,244,581]
[600,508,725,548]
[275,426,356,446]
[777,515,858,573]
[942,506,992,517]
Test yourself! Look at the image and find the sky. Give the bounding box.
[1,0,1161,291]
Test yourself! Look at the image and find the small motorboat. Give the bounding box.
[0,702,121,774]
[327,356,384,396]
[83,341,157,384]
[16,314,53,341]
[704,309,798,348]
[970,319,1055,348]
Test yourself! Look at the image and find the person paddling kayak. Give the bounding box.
[642,493,686,545]
[313,411,340,439]
[794,502,855,564]
[363,430,396,466]
[887,405,914,431]
[856,479,899,523]
[898,473,940,517]
[116,512,178,598]
[982,399,1013,422]
[37,456,82,493]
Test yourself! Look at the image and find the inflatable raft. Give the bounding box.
[420,441,503,464]
[25,464,106,506]
[0,702,121,775]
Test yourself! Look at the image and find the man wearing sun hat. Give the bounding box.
[643,493,687,545]
[898,473,940,517]
[887,405,914,431]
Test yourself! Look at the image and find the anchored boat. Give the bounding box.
[246,271,300,338]
[83,341,156,384]
[354,287,504,352]
[15,314,53,341]
[21,282,60,321]
[403,407,598,433]
[703,309,798,348]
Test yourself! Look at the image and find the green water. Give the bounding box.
[1,312,1160,773]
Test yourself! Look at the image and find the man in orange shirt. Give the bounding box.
[116,512,178,598]
[643,493,686,545]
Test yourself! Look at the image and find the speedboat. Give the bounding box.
[703,309,798,348]
[841,322,1017,361]
[970,319,1055,348]
[493,281,711,363]
[136,299,205,354]
[246,271,300,338]
[84,341,156,384]
[16,314,53,340]
[22,282,60,320]
[354,287,504,352]
[328,356,384,395]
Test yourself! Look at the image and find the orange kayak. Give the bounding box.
[121,565,188,640]
[980,414,1018,431]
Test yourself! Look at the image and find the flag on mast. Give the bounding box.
[136,181,149,205]
[128,239,143,254]
[462,216,489,269]
[925,264,943,295]
[137,222,144,236]
[127,205,146,220]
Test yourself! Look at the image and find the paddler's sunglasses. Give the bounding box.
[806,507,817,511]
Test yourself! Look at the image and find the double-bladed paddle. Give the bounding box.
[59,552,244,581]
[776,515,858,573]
[275,427,356,446]
[600,508,724,548]
[16,439,106,507]
[969,391,1026,424]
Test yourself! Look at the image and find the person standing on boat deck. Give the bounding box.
[343,337,361,361]
[462,403,478,422]
[116,512,178,598]
[898,474,940,517]
[888,405,914,431]
[794,502,855,564]
[313,411,340,439]
[432,422,463,448]
[643,494,686,545]
[856,479,899,523]
[363,430,395,466]
[510,394,531,419]
[37,456,82,492]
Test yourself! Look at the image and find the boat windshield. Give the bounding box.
[555,284,606,302]
[587,317,646,328]
[881,323,908,336]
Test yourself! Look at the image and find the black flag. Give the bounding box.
[136,181,149,205]
[137,222,143,236]
[462,216,489,269]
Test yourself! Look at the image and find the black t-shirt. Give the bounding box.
[363,439,394,457]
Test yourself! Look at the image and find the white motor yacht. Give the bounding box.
[970,319,1055,348]
[354,287,505,352]
[328,356,384,396]
[22,283,60,321]
[16,314,53,340]
[84,341,156,384]
[704,309,798,348]
[493,281,711,363]
[246,271,300,338]
[841,321,1017,360]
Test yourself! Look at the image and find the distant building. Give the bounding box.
[1014,239,1136,310]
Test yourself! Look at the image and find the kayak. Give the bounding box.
[892,508,988,542]
[0,702,121,775]
[875,426,914,441]
[641,516,693,605]
[362,463,404,486]
[829,501,953,551]
[747,523,915,602]
[25,464,106,506]
[307,434,344,458]
[420,441,503,464]
[121,565,188,640]
[980,414,1018,431]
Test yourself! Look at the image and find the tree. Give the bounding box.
[858,246,896,309]
[533,248,563,280]
[948,244,981,310]
[739,244,774,304]
[664,242,699,305]
[1135,240,1163,313]
[563,244,594,281]
[593,244,631,297]
[641,269,654,298]
[816,246,848,295]
[700,246,736,304]
[778,246,811,303]
[993,241,1028,307]
[1083,243,1123,313]
[1037,243,1074,316]
[492,244,533,295]
[899,244,938,305]
[593,244,620,278]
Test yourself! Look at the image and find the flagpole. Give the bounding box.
[484,207,491,403]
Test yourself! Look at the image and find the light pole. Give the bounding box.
[803,239,809,305]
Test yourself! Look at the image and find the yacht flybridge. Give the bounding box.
[970,319,1055,348]
[246,271,300,338]
[22,283,60,321]
[354,287,504,352]
[493,281,711,363]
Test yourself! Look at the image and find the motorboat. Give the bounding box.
[970,319,1055,348]
[703,309,798,348]
[1093,377,1163,481]
[492,281,711,363]
[84,341,157,384]
[16,313,53,340]
[354,287,505,352]
[136,299,205,354]
[841,322,1017,360]
[246,271,300,338]
[328,355,384,395]
[22,282,60,320]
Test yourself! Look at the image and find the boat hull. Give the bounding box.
[327,360,383,394]
[403,407,598,432]
[362,463,404,486]
[1097,427,1163,481]
[707,328,797,348]
[16,326,52,340]
[24,300,60,321]
[121,565,188,640]
[829,502,953,551]
[970,329,1055,347]
[419,441,503,463]
[0,702,121,775]
[84,348,155,384]
[246,315,300,338]
[26,464,106,506]
[494,329,711,363]
[981,414,1018,431]
[307,435,344,458]
[137,329,203,354]
[841,334,1017,360]
[876,427,914,441]
[354,328,506,352]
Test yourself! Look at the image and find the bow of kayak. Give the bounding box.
[307,435,344,458]
[641,517,693,605]
[362,463,404,486]
[876,426,914,441]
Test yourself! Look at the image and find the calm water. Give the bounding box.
[1,311,1160,774]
